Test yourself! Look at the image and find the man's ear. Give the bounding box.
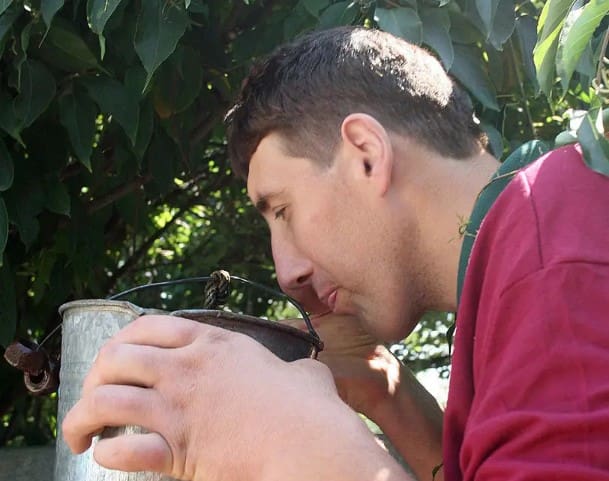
[339,113,394,195]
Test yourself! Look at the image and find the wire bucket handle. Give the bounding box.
[108,272,321,343]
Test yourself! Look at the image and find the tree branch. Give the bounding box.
[508,38,537,139]
[594,26,609,95]
[189,107,227,152]
[105,206,189,293]
[86,174,153,214]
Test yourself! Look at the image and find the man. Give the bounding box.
[62,27,609,481]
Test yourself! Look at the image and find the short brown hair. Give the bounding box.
[225,26,486,179]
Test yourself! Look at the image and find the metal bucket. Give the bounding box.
[55,300,171,481]
[54,281,322,481]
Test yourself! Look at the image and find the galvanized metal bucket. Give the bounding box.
[55,300,171,481]
[54,277,322,481]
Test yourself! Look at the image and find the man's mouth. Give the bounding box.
[326,289,338,312]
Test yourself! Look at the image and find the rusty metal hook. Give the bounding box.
[3,339,60,395]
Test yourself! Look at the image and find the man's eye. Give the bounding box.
[274,207,287,220]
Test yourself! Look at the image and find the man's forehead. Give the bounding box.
[246,132,327,206]
[246,134,288,208]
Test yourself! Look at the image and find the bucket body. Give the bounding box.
[55,300,174,481]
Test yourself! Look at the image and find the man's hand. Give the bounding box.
[286,314,400,420]
[62,315,411,481]
[62,315,334,480]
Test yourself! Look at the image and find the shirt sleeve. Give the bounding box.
[459,261,609,481]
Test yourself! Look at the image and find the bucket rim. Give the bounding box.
[172,308,324,350]
[58,299,153,317]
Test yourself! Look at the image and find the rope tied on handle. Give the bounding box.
[203,270,231,309]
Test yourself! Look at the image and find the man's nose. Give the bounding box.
[272,237,314,296]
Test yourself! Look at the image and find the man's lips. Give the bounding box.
[326,289,337,312]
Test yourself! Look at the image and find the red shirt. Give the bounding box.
[444,144,609,480]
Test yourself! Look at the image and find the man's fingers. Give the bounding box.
[94,432,173,475]
[63,385,161,454]
[111,315,200,348]
[83,343,165,395]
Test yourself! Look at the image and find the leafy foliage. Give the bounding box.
[533,0,609,175]
[0,0,607,446]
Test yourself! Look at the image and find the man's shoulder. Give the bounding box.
[520,142,593,194]
[511,143,609,265]
[467,142,609,296]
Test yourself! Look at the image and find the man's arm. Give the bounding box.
[301,315,445,481]
[371,361,445,481]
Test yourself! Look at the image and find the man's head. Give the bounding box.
[226,27,495,341]
[226,26,487,180]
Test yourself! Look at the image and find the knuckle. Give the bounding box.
[173,318,199,344]
[129,315,149,331]
[96,341,120,363]
[191,324,233,353]
[89,387,109,414]
[207,325,234,344]
[119,315,152,340]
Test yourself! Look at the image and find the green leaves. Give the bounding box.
[514,15,539,87]
[58,88,98,169]
[0,0,12,17]
[87,0,123,34]
[0,197,7,261]
[533,0,574,95]
[375,7,422,44]
[41,0,65,31]
[301,0,329,17]
[40,18,106,73]
[476,0,500,34]
[87,0,124,57]
[14,60,57,128]
[0,3,21,57]
[450,44,499,111]
[317,1,358,29]
[44,177,71,216]
[487,0,515,50]
[577,108,609,177]
[372,2,517,113]
[529,1,609,183]
[82,76,139,145]
[134,0,189,90]
[0,259,16,343]
[3,173,44,250]
[151,45,203,119]
[0,60,56,141]
[464,0,515,50]
[0,138,13,191]
[556,0,609,90]
[147,129,179,194]
[421,7,453,68]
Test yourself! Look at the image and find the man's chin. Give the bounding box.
[359,310,419,343]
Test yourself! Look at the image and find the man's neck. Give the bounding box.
[394,141,500,312]
[432,149,500,310]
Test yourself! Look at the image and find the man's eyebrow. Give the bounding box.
[255,195,269,214]
[253,190,284,214]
